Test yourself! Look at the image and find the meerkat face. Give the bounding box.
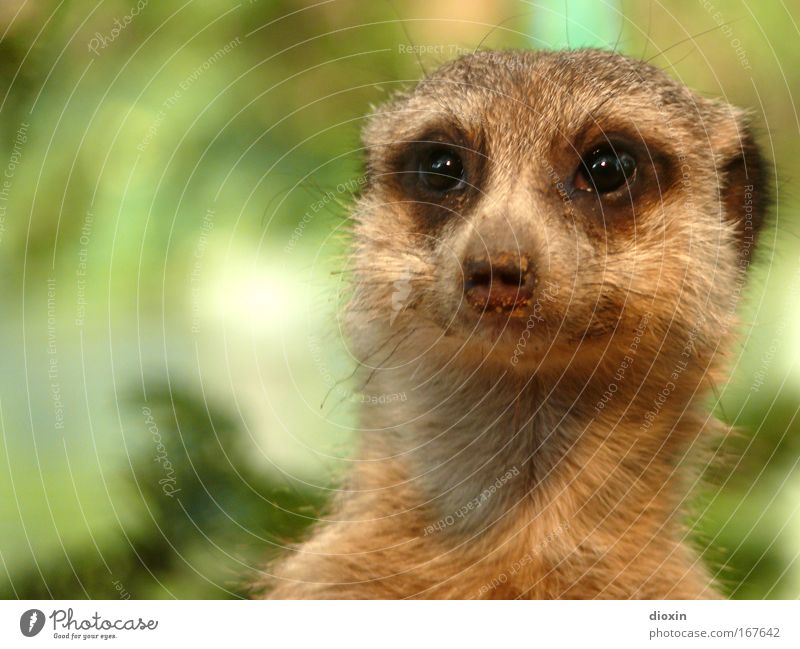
[347,49,766,370]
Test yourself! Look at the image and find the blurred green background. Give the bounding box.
[0,0,798,599]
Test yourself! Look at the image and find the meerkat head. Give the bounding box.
[345,49,767,375]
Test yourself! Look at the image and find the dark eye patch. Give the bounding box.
[370,127,486,232]
[561,130,679,238]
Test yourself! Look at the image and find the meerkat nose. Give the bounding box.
[463,252,536,315]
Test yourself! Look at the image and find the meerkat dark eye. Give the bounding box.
[576,146,637,193]
[418,147,464,192]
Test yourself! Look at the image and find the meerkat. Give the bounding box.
[260,48,768,599]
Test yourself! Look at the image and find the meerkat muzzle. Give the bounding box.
[463,252,536,315]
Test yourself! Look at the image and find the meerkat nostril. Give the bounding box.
[463,253,535,315]
[463,259,492,291]
[498,267,524,287]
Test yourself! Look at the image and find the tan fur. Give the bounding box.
[257,49,767,599]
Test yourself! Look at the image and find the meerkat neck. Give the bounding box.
[358,346,708,542]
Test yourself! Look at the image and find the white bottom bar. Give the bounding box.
[1,600,796,648]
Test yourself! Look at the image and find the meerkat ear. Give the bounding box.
[713,110,770,260]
